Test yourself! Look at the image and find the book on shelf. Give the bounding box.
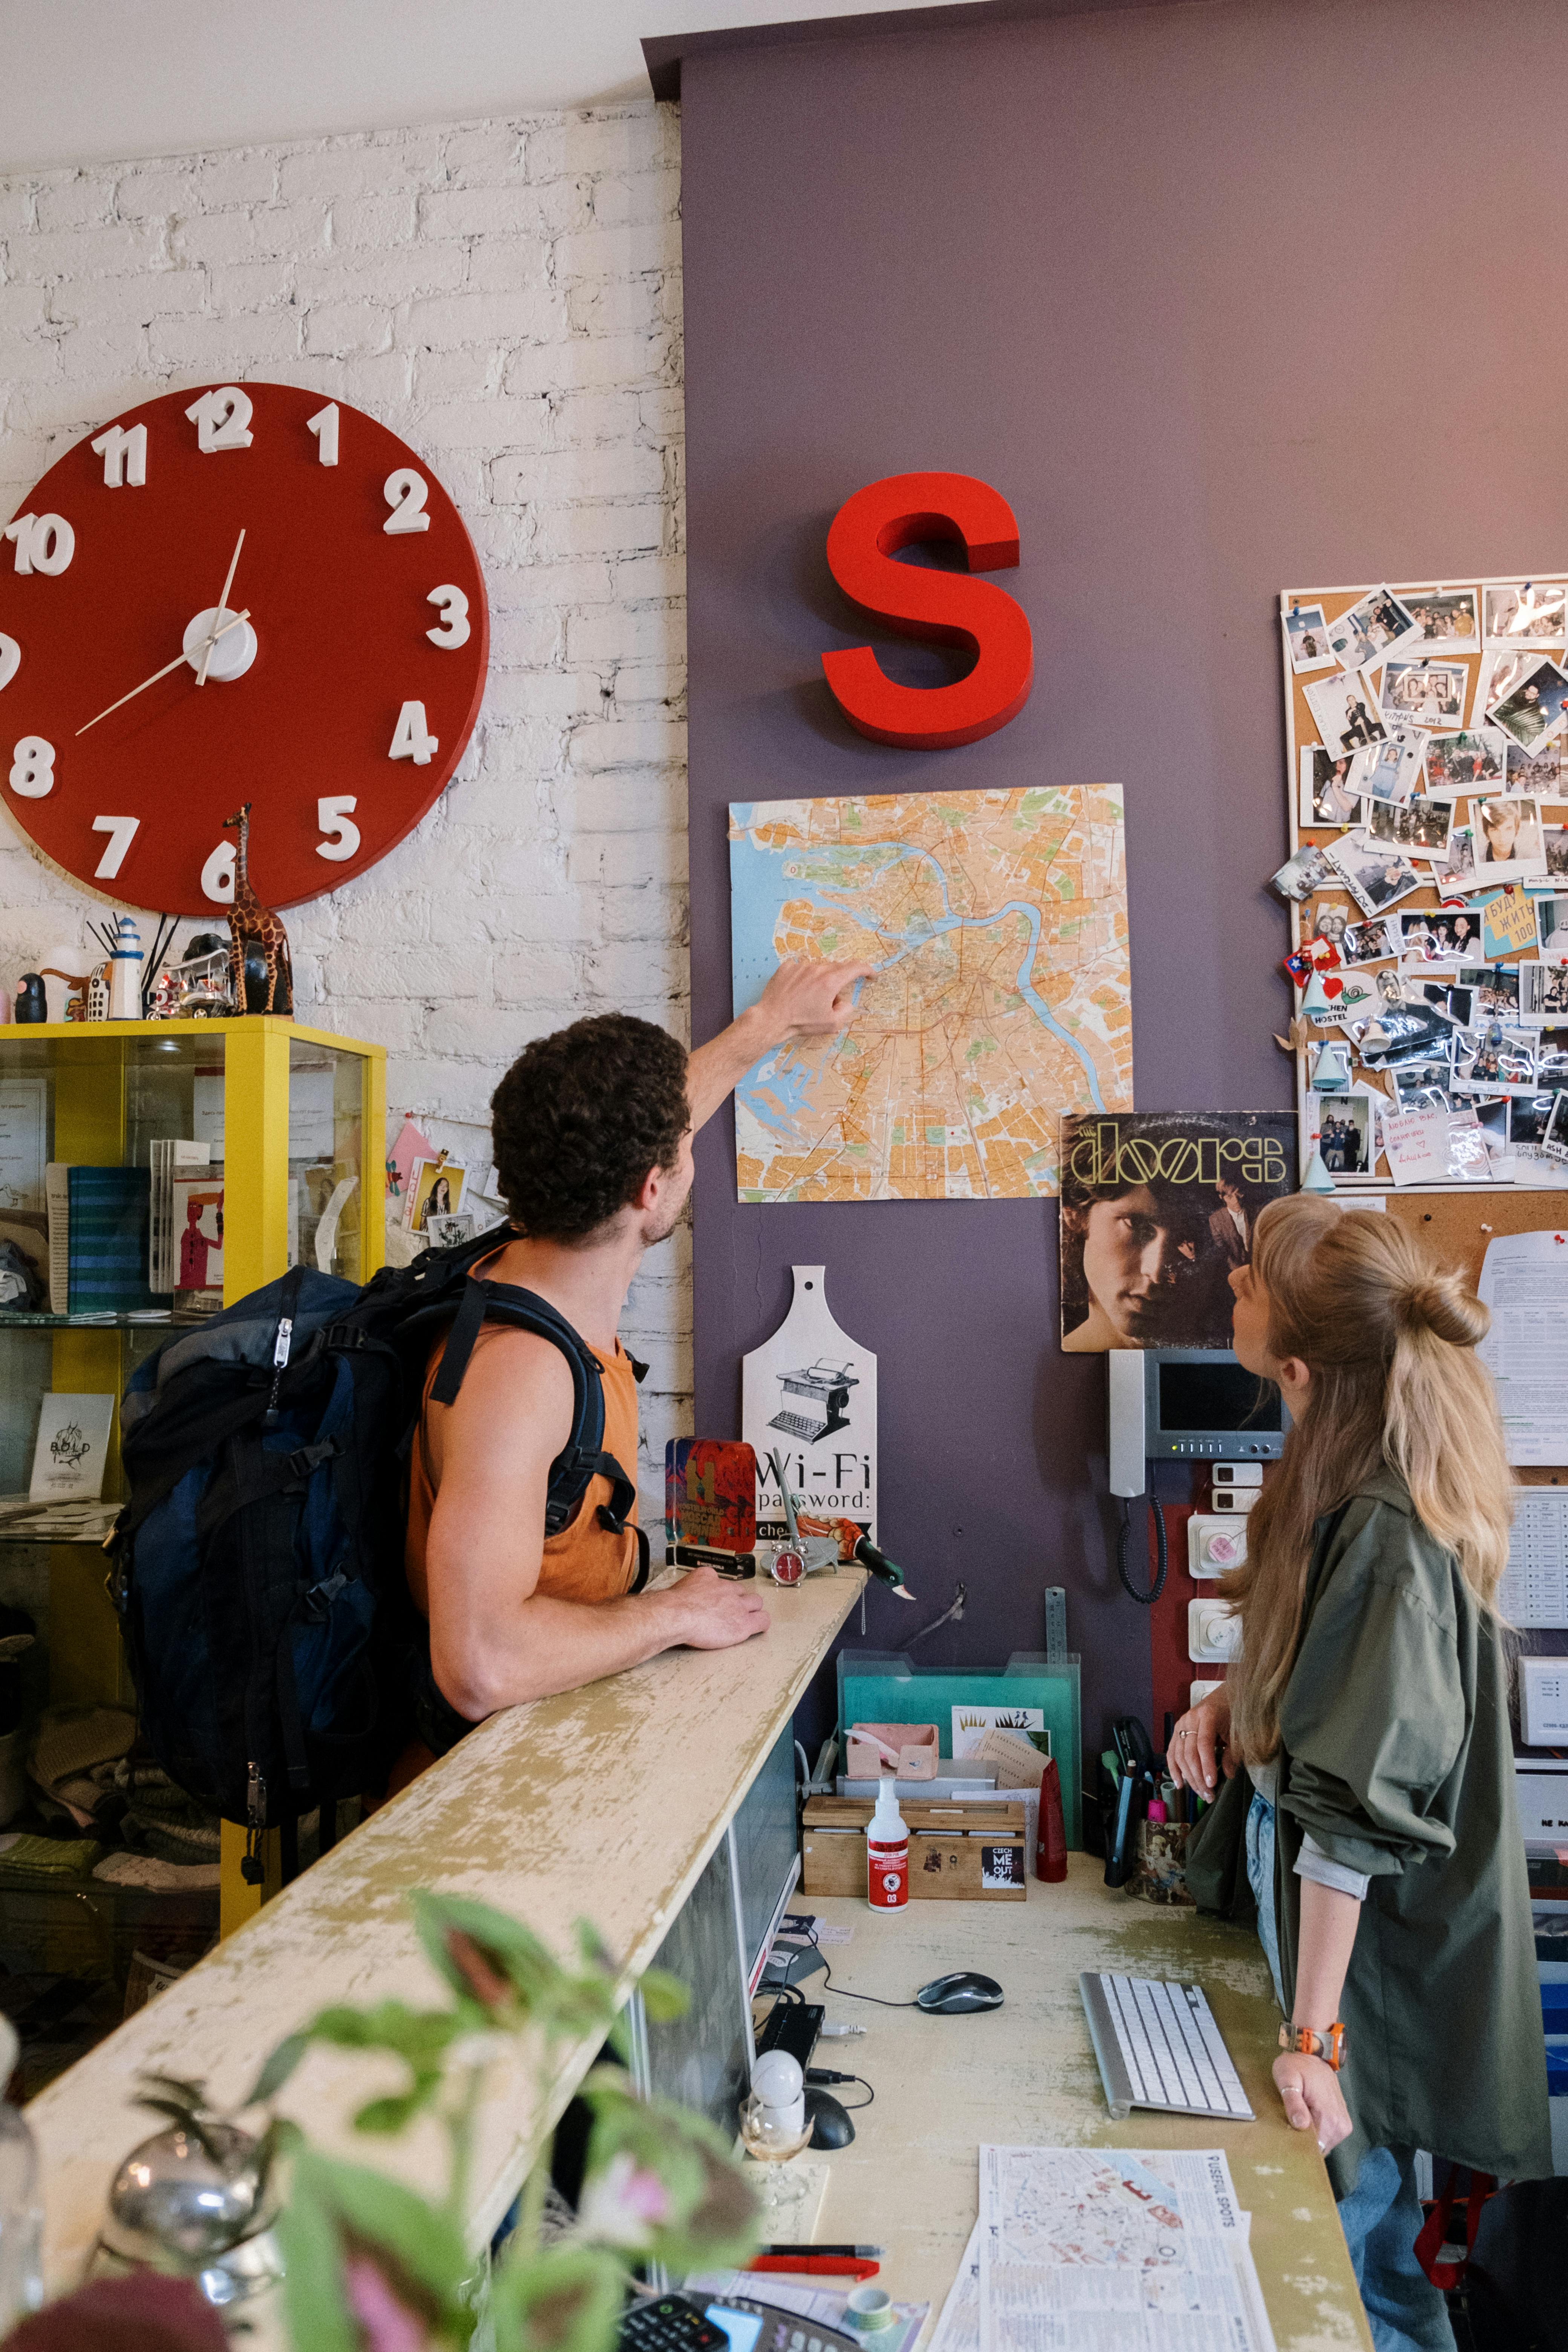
[150,1139,215,1294]
[44,1163,158,1317]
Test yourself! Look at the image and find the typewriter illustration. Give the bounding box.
[767,1358,859,1444]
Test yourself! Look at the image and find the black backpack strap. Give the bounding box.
[591,1449,650,1591]
[427,1276,490,1409]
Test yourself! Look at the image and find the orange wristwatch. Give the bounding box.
[1279,2021,1347,2070]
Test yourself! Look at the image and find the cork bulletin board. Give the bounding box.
[1280,576,1568,1201]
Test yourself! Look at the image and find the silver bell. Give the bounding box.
[102,2118,270,2264]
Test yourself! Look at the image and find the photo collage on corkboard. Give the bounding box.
[1277,579,1568,1190]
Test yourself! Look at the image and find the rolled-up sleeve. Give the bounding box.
[1277,1515,1466,1880]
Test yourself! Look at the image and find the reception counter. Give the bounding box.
[28,1568,866,2295]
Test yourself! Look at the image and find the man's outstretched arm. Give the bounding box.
[686,957,875,1135]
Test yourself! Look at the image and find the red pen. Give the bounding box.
[747,2257,880,2280]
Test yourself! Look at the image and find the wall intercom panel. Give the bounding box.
[1108,1350,1286,1499]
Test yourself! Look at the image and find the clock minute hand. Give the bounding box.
[196,528,245,690]
[75,608,252,738]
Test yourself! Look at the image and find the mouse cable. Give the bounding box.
[804,1923,915,2008]
[1116,1493,1167,1606]
[807,2067,874,2112]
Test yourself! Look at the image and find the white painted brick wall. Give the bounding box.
[0,103,692,1512]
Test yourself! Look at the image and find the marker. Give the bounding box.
[749,2258,880,2280]
[763,2246,884,2258]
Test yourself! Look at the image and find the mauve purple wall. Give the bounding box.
[677,0,1568,1766]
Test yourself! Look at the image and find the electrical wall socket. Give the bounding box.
[1190,1678,1225,1707]
[1210,1485,1260,1514]
[1188,1514,1247,1579]
[1212,1463,1265,1488]
[1189,1597,1242,1664]
[1521,1657,1568,1746]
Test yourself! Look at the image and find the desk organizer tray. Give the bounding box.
[839,1652,1080,1846]
[801,1795,1027,1900]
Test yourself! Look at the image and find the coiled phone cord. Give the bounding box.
[1116,1493,1168,1605]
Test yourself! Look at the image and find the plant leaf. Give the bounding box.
[248,2030,311,2107]
[636,1969,689,2025]
[490,2243,627,2352]
[276,2168,360,2352]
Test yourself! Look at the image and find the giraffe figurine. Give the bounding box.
[223,802,293,1015]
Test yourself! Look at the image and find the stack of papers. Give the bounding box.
[928,2147,1276,2352]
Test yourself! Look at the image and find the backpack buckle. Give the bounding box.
[286,1438,339,1482]
[300,1572,348,1623]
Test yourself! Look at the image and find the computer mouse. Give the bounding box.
[804,2087,855,2148]
[915,1970,1004,2014]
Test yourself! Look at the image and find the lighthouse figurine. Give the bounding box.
[106,917,143,1022]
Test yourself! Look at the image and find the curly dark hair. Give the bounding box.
[490,1014,690,1242]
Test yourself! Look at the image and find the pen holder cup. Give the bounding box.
[1127,1816,1194,1907]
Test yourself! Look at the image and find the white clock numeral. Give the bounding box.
[316,795,360,862]
[91,423,147,488]
[0,637,18,694]
[9,737,55,798]
[307,403,340,466]
[200,841,237,903]
[185,386,254,454]
[426,585,470,649]
[389,700,438,766]
[4,514,74,576]
[383,468,431,534]
[91,815,139,879]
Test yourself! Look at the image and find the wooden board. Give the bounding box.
[1279,573,1568,1194]
[801,1796,1028,1901]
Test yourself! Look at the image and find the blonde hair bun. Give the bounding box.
[1398,1273,1488,1349]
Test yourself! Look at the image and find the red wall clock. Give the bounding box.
[821,471,1032,749]
[0,382,488,914]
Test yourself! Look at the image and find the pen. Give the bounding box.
[763,2246,884,2258]
[749,2258,880,2279]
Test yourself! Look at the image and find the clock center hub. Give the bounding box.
[182,605,257,683]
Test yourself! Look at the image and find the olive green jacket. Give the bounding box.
[1188,1467,1551,2193]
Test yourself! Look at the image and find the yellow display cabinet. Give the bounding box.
[0,1019,385,1986]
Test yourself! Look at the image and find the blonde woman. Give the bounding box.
[1173,1197,1549,2352]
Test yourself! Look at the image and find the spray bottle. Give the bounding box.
[866,1773,908,1911]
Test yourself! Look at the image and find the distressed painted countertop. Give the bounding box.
[793,1864,1372,2352]
[28,1568,865,2295]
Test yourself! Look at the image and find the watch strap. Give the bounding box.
[1279,2020,1346,2070]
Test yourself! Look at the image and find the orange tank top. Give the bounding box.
[404,1278,643,1613]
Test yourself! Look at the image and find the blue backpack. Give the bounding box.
[109,1227,647,1885]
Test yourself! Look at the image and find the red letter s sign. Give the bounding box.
[821,472,1033,749]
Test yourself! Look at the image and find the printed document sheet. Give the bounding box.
[978,2146,1275,2352]
[1478,1230,1568,1464]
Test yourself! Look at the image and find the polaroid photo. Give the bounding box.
[1339,916,1394,965]
[1509,735,1563,791]
[1432,822,1477,889]
[1519,959,1568,1022]
[404,1156,467,1233]
[1304,665,1388,757]
[1488,657,1568,756]
[1325,831,1424,918]
[1423,727,1507,797]
[1473,963,1522,1018]
[1395,906,1484,963]
[1270,843,1337,902]
[1300,746,1363,827]
[1311,902,1349,951]
[1284,601,1335,676]
[1544,1093,1568,1164]
[1536,894,1568,963]
[1537,1026,1568,1087]
[1482,580,1568,648]
[1540,822,1568,885]
[1327,587,1415,672]
[1389,1055,1453,1115]
[1453,1024,1538,1096]
[1470,1095,1513,1173]
[1473,794,1548,882]
[1350,726,1426,806]
[425,1211,476,1250]
[1309,1039,1354,1094]
[1403,976,1470,1027]
[1312,1091,1377,1176]
[1398,587,1481,654]
[1474,646,1535,720]
[1362,795,1453,861]
[1381,659,1469,730]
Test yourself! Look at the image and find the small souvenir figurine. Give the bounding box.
[85,963,111,1022]
[13,975,45,1024]
[148,965,181,1020]
[106,916,143,1021]
[224,804,292,1016]
[40,945,87,1025]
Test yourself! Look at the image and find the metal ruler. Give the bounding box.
[1045,1585,1068,1663]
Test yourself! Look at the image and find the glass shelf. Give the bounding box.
[0,1314,173,1331]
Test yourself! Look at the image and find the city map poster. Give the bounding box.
[728,786,1133,1202]
[1059,1111,1296,1351]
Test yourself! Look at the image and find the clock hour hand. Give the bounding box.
[75,608,252,737]
[196,529,245,689]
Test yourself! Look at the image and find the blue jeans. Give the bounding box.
[1245,1791,1453,2352]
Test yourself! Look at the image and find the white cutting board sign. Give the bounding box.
[741,1265,877,1543]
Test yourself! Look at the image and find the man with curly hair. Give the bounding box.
[403,959,871,1750]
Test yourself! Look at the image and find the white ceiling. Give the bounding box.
[0,0,958,174]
